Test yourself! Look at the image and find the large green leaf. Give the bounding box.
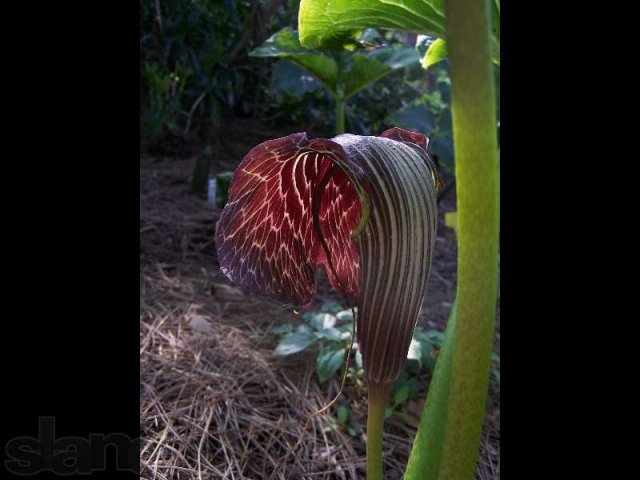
[366,45,420,70]
[273,328,315,356]
[251,28,339,96]
[387,104,434,134]
[253,28,419,102]
[299,0,446,49]
[316,346,347,383]
[271,60,321,97]
[339,53,391,99]
[309,312,337,331]
[340,46,420,98]
[298,1,499,66]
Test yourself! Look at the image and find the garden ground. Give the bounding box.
[140,121,500,479]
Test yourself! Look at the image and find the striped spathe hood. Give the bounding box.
[215,127,441,386]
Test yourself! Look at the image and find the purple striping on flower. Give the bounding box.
[215,127,441,385]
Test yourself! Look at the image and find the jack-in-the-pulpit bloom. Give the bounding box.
[215,127,441,387]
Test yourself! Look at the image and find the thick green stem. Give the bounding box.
[404,303,458,479]
[335,97,345,134]
[437,0,499,478]
[367,382,391,480]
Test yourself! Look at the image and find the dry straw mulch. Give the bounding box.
[140,139,500,479]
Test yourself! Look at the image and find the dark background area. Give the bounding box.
[3,2,139,478]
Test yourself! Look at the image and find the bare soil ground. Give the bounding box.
[140,122,500,479]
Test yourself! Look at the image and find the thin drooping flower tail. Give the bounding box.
[214,127,441,387]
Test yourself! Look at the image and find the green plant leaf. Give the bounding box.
[315,326,343,341]
[340,53,391,99]
[271,323,294,335]
[426,330,445,348]
[273,330,315,356]
[387,105,434,134]
[357,28,384,47]
[302,311,316,322]
[366,46,420,70]
[250,28,339,96]
[271,60,321,97]
[336,309,354,321]
[340,330,352,341]
[316,346,347,383]
[250,26,312,57]
[310,312,337,330]
[422,38,448,70]
[299,0,446,50]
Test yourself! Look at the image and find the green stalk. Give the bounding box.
[335,97,345,134]
[437,0,499,478]
[405,302,457,479]
[366,382,391,480]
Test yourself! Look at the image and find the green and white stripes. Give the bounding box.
[332,134,439,385]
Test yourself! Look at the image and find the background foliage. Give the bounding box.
[140,0,461,174]
[140,0,298,145]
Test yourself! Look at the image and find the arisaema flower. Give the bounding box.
[214,127,441,478]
